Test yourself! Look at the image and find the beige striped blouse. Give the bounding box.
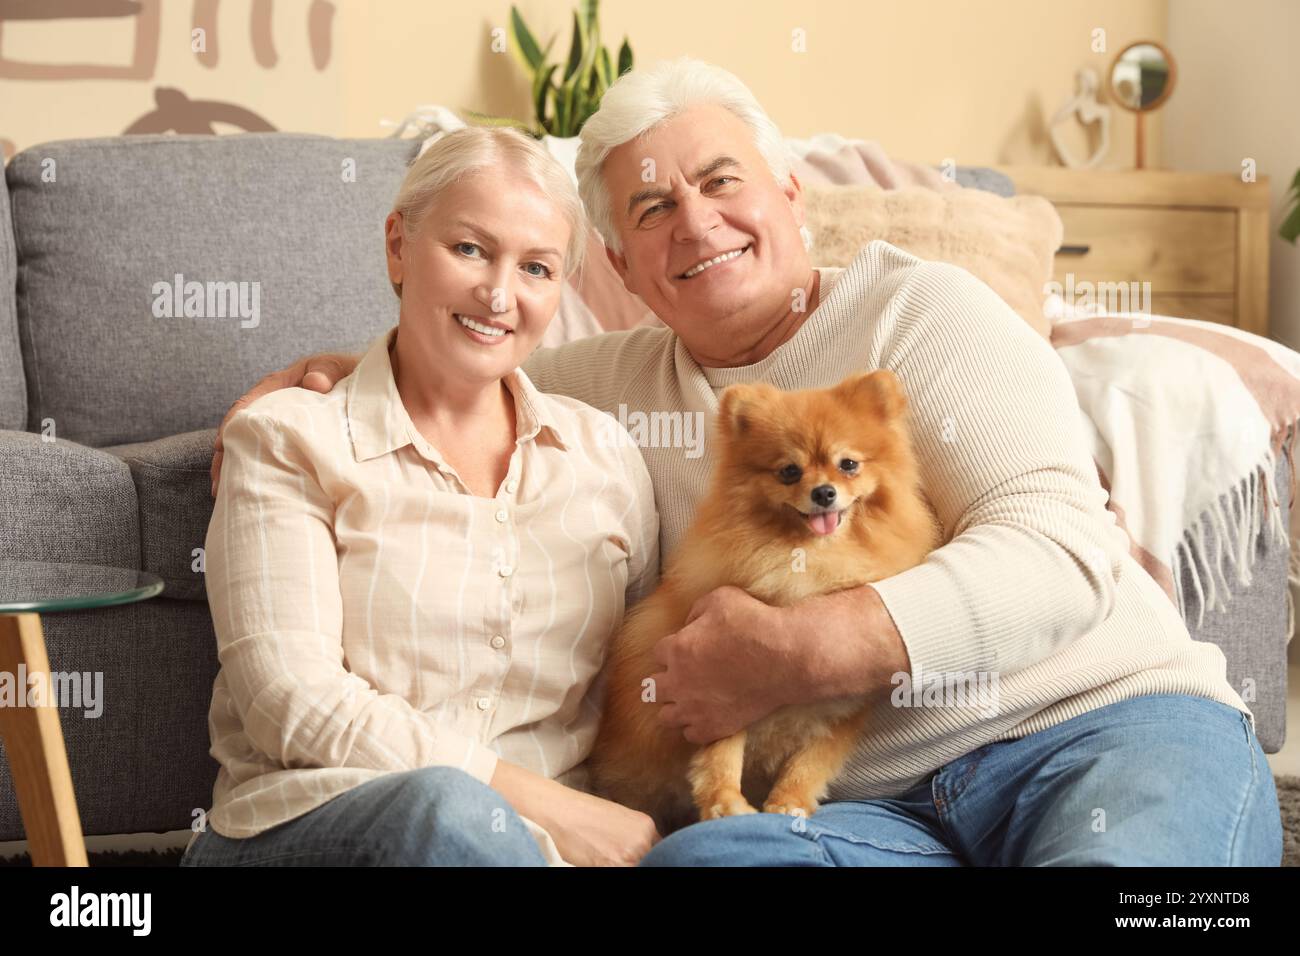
[198,324,660,865]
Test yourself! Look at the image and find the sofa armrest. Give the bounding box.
[104,429,217,601]
[0,429,140,568]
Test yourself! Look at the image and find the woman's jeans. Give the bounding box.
[180,693,1283,866]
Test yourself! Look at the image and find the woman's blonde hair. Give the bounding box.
[388,125,588,297]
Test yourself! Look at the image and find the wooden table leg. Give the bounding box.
[0,613,89,867]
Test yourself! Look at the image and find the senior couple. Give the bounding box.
[183,57,1282,868]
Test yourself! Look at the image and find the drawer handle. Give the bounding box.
[1058,243,1091,256]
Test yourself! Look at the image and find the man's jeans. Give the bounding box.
[180,693,1283,866]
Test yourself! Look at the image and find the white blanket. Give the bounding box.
[1048,297,1300,638]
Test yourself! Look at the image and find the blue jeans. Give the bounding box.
[641,693,1283,866]
[180,693,1282,866]
[180,765,549,866]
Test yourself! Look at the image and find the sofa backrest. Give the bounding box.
[6,133,419,447]
[0,173,23,431]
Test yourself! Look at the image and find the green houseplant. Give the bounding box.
[466,0,633,139]
[1281,167,1300,244]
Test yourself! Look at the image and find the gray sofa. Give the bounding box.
[0,133,1290,843]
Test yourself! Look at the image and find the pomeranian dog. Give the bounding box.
[589,369,942,834]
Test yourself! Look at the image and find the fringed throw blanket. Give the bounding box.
[1050,305,1300,639]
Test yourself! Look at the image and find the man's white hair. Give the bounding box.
[575,56,811,256]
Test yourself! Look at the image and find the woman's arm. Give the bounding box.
[207,407,500,781]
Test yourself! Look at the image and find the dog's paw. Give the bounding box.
[699,793,760,820]
[762,797,818,818]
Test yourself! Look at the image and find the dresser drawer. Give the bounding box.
[1052,206,1237,294]
[996,165,1271,337]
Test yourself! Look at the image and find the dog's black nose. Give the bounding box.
[811,484,837,508]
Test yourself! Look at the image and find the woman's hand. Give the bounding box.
[490,760,660,866]
[211,352,360,497]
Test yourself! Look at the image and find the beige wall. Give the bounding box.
[1,0,1166,169]
[1163,0,1300,351]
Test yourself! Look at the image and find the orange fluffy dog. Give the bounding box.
[589,370,942,834]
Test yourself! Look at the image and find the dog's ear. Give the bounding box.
[717,383,772,437]
[835,370,907,420]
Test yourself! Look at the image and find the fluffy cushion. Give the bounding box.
[802,185,1063,339]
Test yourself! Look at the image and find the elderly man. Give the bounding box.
[210,57,1282,867]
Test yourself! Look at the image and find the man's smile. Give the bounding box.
[677,243,752,280]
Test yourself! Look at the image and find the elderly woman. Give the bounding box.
[181,126,660,868]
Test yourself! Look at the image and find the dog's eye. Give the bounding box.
[777,464,803,485]
[839,458,860,474]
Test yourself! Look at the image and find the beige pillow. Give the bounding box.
[803,185,1063,339]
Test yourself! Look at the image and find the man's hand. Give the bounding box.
[651,583,911,745]
[210,352,359,497]
[651,585,807,744]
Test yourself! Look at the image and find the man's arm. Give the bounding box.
[857,261,1128,680]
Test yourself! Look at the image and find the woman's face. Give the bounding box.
[385,170,571,386]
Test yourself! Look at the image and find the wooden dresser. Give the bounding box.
[995,166,1272,336]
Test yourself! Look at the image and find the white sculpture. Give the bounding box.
[1049,67,1111,169]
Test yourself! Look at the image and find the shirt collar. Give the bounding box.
[346,325,570,464]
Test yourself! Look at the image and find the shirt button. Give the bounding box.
[475,697,491,711]
[490,635,505,649]
[498,565,513,578]
[495,508,508,523]
[505,479,518,494]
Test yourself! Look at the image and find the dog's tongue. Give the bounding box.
[809,511,839,536]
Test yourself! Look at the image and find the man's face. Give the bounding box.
[601,103,812,359]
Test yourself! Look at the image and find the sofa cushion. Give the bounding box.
[802,184,1062,340]
[105,429,216,602]
[0,173,23,431]
[7,133,419,448]
[0,430,139,567]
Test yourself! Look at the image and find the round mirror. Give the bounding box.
[1109,41,1176,112]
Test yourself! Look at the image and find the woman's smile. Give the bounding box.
[455,312,516,346]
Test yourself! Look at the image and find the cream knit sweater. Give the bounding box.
[522,240,1251,800]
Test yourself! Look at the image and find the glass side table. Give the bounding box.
[0,561,163,866]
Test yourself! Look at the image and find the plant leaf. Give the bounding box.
[555,83,571,137]
[1281,189,1300,244]
[533,62,559,131]
[597,44,612,88]
[509,6,545,72]
[572,4,600,96]
[563,10,584,82]
[618,38,633,76]
[1280,167,1300,243]
[1280,205,1300,243]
